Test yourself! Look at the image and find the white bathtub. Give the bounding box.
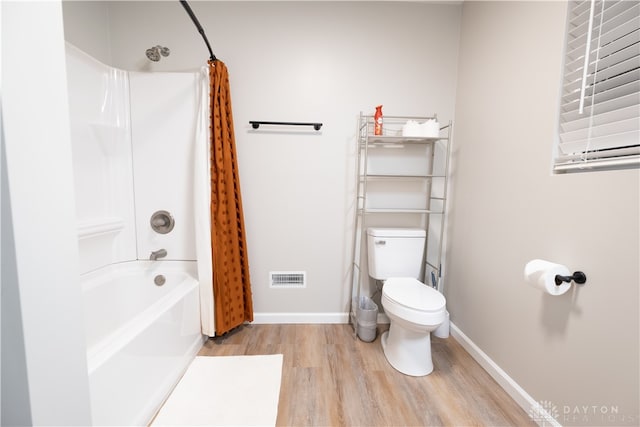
[81,260,204,426]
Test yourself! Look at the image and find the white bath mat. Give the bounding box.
[152,355,284,426]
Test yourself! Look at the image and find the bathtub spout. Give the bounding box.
[150,249,167,260]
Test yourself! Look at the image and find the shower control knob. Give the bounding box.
[151,217,167,227]
[150,210,175,234]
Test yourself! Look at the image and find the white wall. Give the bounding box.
[97,1,463,318]
[1,1,92,424]
[448,1,639,423]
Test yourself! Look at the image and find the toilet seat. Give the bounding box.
[384,277,446,311]
[382,278,446,326]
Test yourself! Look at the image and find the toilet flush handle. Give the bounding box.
[375,240,386,245]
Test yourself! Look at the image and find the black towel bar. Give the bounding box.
[250,121,322,131]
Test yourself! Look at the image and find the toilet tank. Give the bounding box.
[367,228,426,280]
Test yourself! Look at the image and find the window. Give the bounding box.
[555,0,639,172]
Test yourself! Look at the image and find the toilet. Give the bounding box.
[367,228,446,376]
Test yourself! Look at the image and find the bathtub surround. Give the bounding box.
[65,44,207,425]
[67,45,136,272]
[208,59,254,336]
[151,355,283,426]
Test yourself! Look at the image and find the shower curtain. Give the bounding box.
[207,59,253,336]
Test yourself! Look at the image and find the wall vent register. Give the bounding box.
[269,271,306,288]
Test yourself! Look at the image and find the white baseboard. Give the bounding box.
[450,322,561,427]
[252,312,349,324]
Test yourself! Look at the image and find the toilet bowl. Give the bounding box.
[366,227,447,376]
[380,277,446,376]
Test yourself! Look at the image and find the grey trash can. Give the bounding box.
[356,296,378,342]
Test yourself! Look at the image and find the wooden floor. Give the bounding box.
[198,324,535,427]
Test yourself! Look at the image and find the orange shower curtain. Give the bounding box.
[208,59,253,335]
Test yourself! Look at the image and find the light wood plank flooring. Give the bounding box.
[198,324,535,427]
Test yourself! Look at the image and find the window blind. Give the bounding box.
[556,0,640,172]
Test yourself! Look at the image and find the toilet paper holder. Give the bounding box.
[554,271,587,286]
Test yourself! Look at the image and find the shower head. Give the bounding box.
[145,48,160,62]
[145,45,170,62]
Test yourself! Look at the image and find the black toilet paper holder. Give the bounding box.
[554,271,587,286]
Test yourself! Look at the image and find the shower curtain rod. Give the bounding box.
[179,0,216,61]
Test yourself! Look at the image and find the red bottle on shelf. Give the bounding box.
[374,105,383,136]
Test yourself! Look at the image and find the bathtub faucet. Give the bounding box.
[150,248,167,260]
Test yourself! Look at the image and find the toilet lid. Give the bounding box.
[384,278,446,313]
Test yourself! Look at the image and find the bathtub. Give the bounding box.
[81,260,204,426]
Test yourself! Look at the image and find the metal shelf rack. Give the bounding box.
[349,113,453,334]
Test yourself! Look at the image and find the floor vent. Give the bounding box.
[269,271,306,288]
